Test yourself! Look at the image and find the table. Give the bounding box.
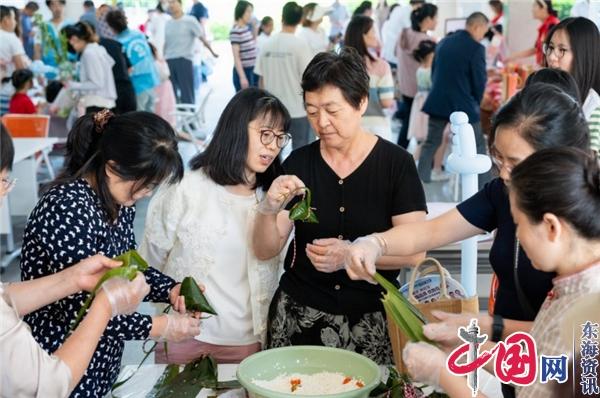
[112,363,503,398]
[0,138,58,269]
[112,364,244,398]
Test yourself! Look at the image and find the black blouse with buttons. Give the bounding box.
[20,179,177,398]
[279,138,427,315]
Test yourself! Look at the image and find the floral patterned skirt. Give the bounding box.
[266,288,394,365]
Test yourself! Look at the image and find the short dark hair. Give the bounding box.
[344,16,375,62]
[490,83,589,153]
[11,68,34,91]
[83,0,95,8]
[54,111,184,221]
[511,147,600,239]
[488,0,503,15]
[190,88,289,190]
[105,9,128,33]
[466,11,489,27]
[0,6,13,22]
[301,47,370,110]
[413,39,436,63]
[409,0,425,4]
[525,68,581,103]
[45,0,66,7]
[1,125,14,172]
[410,3,438,31]
[234,1,253,21]
[45,80,64,103]
[25,2,40,11]
[544,17,600,104]
[282,2,303,26]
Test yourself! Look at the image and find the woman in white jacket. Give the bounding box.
[140,88,291,364]
[62,22,117,114]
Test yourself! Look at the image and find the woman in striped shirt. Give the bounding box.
[230,1,257,91]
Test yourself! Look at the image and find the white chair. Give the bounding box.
[171,87,214,141]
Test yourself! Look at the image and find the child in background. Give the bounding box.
[9,69,36,114]
[407,40,434,161]
[149,42,176,127]
[256,16,273,53]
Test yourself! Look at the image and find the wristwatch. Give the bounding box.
[491,314,504,342]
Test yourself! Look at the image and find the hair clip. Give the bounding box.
[93,109,114,134]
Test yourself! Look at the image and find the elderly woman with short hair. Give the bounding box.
[252,48,427,365]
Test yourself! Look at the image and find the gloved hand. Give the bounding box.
[306,238,351,273]
[344,235,384,283]
[402,342,446,388]
[156,312,201,342]
[256,175,305,215]
[424,310,484,351]
[100,272,150,317]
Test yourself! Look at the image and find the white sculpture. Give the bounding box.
[446,112,492,297]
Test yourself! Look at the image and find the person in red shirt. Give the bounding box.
[8,68,36,114]
[506,0,560,66]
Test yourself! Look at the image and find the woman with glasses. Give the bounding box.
[543,17,600,152]
[345,83,590,397]
[140,88,291,364]
[252,48,427,365]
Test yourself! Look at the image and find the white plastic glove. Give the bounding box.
[402,342,446,388]
[100,272,150,317]
[157,312,201,342]
[256,175,305,215]
[306,238,351,273]
[424,311,483,351]
[344,235,384,282]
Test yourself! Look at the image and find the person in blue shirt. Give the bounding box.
[417,12,490,187]
[20,2,38,59]
[105,9,160,112]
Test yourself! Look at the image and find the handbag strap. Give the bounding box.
[513,237,536,319]
[408,257,451,304]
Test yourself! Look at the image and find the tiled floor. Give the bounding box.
[0,41,492,366]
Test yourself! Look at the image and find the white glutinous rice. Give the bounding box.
[252,372,365,395]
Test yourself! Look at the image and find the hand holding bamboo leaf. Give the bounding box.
[256,175,306,215]
[69,250,150,333]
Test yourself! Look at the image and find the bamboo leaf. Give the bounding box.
[288,188,319,224]
[180,277,218,315]
[69,250,149,333]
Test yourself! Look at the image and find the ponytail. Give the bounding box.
[410,3,438,32]
[53,111,184,221]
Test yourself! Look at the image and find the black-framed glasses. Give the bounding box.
[259,129,292,148]
[543,43,569,59]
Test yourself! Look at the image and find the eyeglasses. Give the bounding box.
[1,177,17,193]
[543,43,569,59]
[259,129,292,148]
[490,152,515,174]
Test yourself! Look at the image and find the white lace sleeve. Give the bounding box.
[138,183,184,271]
